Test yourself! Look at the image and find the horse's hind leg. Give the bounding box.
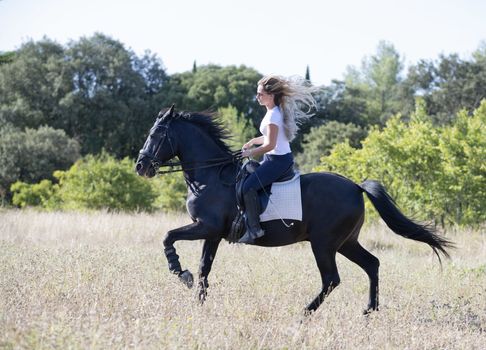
[306,242,341,314]
[339,241,380,313]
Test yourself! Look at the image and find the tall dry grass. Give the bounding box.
[0,210,484,349]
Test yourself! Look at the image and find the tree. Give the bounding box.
[295,121,367,173]
[160,64,262,128]
[344,41,405,125]
[0,51,15,65]
[0,34,169,158]
[305,65,311,82]
[315,99,486,226]
[437,101,486,224]
[309,42,407,144]
[312,80,369,127]
[0,126,80,200]
[405,48,486,125]
[0,39,70,129]
[61,33,168,156]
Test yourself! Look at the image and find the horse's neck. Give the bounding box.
[175,122,230,185]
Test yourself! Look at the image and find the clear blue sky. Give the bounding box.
[1,0,485,85]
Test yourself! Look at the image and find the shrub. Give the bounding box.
[315,99,486,226]
[53,153,156,211]
[11,180,60,209]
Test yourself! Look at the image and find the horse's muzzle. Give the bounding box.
[135,158,156,178]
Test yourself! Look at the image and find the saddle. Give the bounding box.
[235,159,296,213]
[228,160,296,243]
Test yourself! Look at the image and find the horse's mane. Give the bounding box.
[174,111,233,154]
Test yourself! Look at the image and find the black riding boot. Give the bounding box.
[238,189,265,244]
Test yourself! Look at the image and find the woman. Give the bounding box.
[239,75,317,244]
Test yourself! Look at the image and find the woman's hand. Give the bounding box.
[241,141,254,158]
[244,125,277,157]
[242,136,264,151]
[242,141,252,150]
[241,136,265,158]
[241,148,253,158]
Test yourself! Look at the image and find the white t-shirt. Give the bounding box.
[259,106,291,155]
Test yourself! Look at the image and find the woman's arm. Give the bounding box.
[243,136,264,150]
[242,124,278,157]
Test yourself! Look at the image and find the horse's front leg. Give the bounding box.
[197,238,221,303]
[163,221,217,288]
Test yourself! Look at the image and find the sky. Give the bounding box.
[1,0,485,86]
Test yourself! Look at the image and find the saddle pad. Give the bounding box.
[259,173,302,222]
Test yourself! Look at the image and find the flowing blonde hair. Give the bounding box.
[258,75,317,141]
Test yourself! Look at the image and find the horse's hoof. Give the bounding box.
[198,289,207,304]
[363,307,378,315]
[178,270,194,289]
[303,309,313,318]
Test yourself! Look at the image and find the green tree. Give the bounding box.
[405,45,486,124]
[344,41,404,125]
[61,33,167,156]
[437,102,486,224]
[0,51,15,65]
[0,34,169,158]
[0,126,80,200]
[312,80,367,124]
[161,64,262,127]
[0,39,70,129]
[295,121,367,173]
[311,43,406,138]
[315,99,486,226]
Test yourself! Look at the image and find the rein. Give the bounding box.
[155,151,243,175]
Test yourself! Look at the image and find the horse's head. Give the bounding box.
[136,105,177,178]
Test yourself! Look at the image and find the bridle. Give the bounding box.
[138,118,175,168]
[138,118,243,176]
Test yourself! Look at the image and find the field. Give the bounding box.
[0,210,485,349]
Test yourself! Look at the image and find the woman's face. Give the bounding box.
[256,84,274,108]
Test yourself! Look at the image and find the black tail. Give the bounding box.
[360,180,454,263]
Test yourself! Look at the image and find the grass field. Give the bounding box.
[0,210,485,349]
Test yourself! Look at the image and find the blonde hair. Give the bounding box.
[258,75,317,141]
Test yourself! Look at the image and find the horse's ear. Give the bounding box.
[158,104,176,120]
[168,104,175,117]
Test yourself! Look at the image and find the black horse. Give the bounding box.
[135,106,453,314]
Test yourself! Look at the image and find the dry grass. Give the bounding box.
[0,210,484,349]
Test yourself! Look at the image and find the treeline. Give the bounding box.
[1,34,485,225]
[0,33,260,201]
